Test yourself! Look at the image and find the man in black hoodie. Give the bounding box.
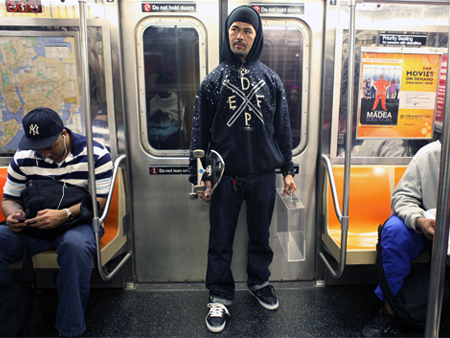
[189,5,296,333]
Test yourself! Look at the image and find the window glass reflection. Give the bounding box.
[143,25,200,151]
[260,25,304,149]
[89,26,110,150]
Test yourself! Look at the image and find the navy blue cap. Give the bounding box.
[19,107,64,150]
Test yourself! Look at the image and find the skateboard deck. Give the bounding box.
[190,149,225,199]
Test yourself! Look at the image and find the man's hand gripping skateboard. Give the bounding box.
[189,149,225,202]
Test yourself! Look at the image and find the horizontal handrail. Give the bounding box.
[94,154,131,282]
[99,154,126,225]
[319,155,349,279]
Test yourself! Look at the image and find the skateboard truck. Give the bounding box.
[189,149,225,200]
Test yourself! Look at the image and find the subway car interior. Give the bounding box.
[2,0,450,336]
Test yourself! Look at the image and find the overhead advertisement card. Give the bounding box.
[357,49,444,139]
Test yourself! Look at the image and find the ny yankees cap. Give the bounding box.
[19,107,64,150]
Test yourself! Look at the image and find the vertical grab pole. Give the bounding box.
[78,0,100,226]
[424,12,450,336]
[319,0,356,279]
[341,0,357,259]
[77,0,131,281]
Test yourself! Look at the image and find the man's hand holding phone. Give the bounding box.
[6,211,28,231]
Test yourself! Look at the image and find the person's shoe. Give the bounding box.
[205,303,230,333]
[362,306,399,337]
[249,284,279,310]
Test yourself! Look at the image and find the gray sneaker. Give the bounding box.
[249,285,279,310]
[205,303,230,333]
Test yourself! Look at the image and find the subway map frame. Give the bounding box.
[0,31,85,153]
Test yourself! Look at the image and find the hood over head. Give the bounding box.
[220,5,264,64]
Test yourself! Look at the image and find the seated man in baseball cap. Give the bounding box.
[0,107,113,336]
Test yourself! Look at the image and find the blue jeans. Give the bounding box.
[0,224,102,337]
[206,172,276,304]
[375,215,428,301]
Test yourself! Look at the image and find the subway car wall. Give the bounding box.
[0,0,448,289]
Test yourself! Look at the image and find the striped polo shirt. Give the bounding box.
[3,129,113,200]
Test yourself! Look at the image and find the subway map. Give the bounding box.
[0,35,82,150]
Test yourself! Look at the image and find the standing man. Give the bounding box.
[189,5,296,333]
[0,107,113,337]
[371,75,390,111]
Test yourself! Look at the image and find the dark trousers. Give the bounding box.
[206,172,276,304]
[0,224,103,337]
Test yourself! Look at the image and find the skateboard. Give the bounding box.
[189,149,225,200]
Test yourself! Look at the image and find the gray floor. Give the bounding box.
[34,282,450,337]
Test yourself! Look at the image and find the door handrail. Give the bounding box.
[322,155,343,222]
[95,155,131,281]
[319,0,356,279]
[319,155,349,279]
[77,0,131,281]
[99,154,126,225]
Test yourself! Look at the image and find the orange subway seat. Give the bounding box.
[323,164,427,265]
[394,167,407,189]
[327,166,392,249]
[323,166,393,264]
[101,177,119,248]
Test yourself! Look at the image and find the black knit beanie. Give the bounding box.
[227,6,260,32]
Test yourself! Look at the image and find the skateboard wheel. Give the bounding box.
[189,193,199,200]
[193,185,206,193]
[193,149,205,158]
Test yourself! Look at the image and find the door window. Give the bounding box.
[138,19,205,154]
[260,20,310,153]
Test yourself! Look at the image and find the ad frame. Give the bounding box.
[356,46,447,141]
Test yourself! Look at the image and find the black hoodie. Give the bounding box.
[189,5,294,184]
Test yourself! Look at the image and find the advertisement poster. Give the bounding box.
[357,50,443,139]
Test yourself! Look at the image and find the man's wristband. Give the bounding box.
[283,170,295,178]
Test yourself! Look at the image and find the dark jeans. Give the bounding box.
[0,224,103,337]
[206,172,276,304]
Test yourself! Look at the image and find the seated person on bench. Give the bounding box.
[0,107,113,337]
[363,140,439,337]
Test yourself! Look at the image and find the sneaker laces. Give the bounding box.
[258,285,276,298]
[207,303,230,318]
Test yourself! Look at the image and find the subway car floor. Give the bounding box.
[33,281,450,337]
